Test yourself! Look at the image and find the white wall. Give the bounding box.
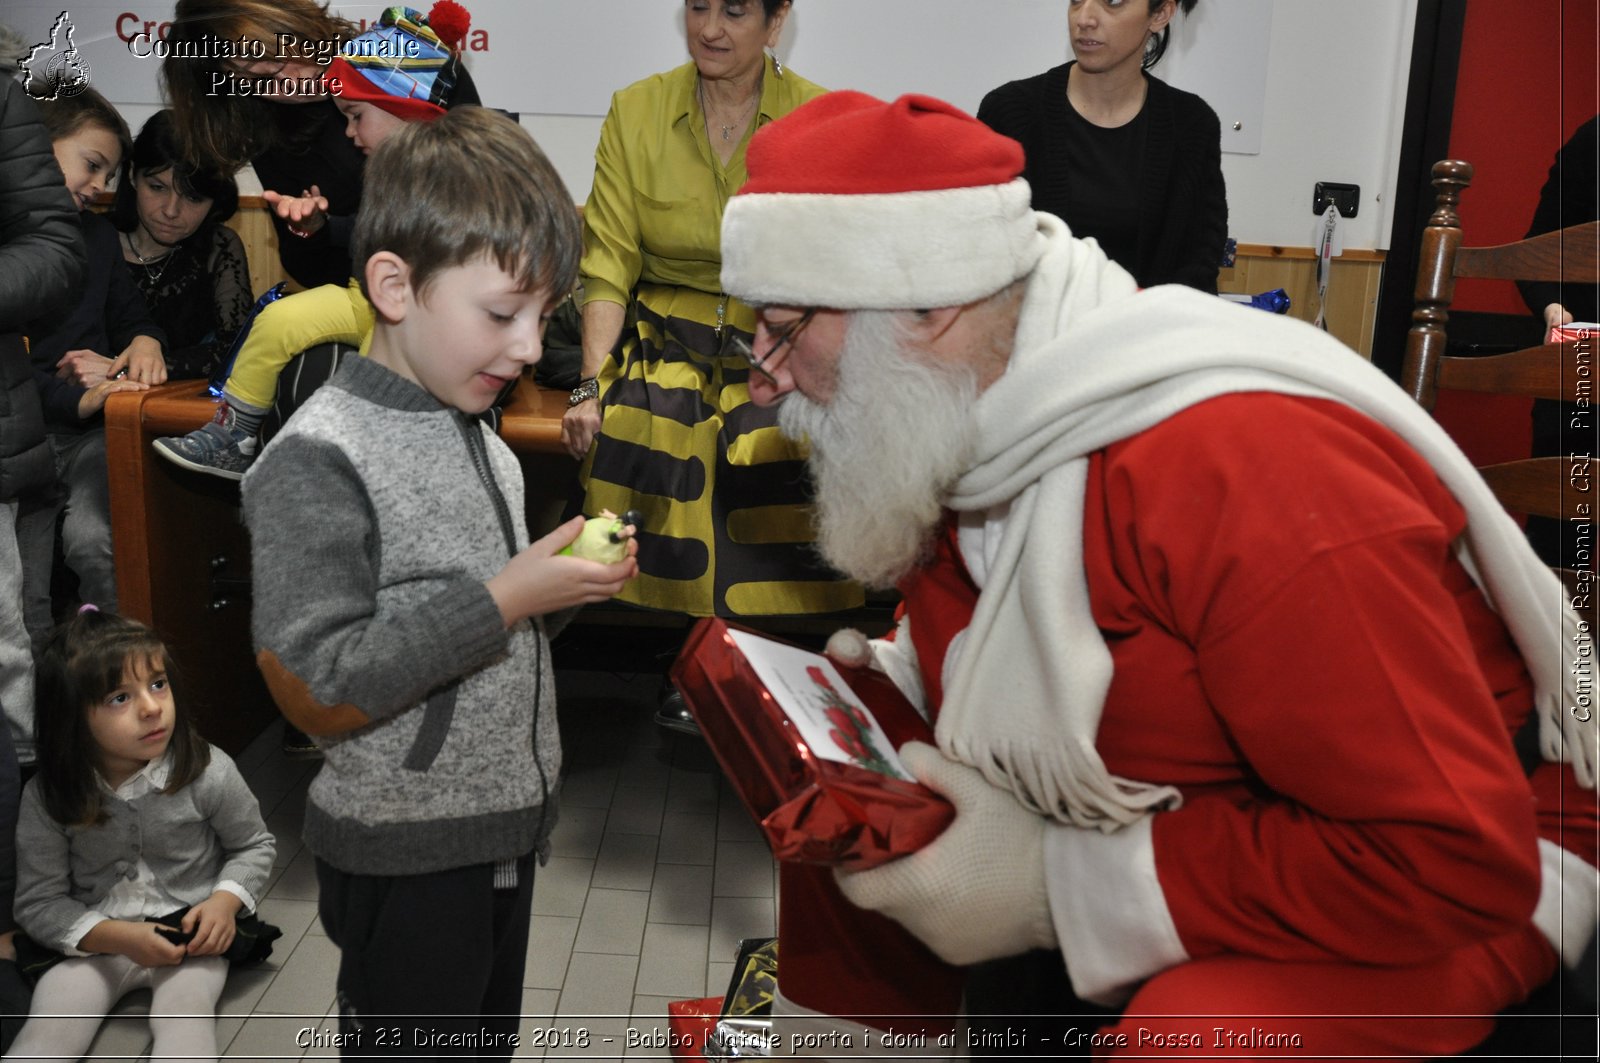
[1217,0,1417,250]
[7,0,1417,250]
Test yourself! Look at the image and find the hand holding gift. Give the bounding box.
[834,741,1057,967]
[671,621,953,869]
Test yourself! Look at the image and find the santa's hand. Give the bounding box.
[834,741,1055,966]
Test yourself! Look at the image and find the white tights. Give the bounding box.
[2,953,227,1062]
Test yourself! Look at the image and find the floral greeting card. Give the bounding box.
[725,631,911,781]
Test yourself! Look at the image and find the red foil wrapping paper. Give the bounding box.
[670,619,954,870]
[664,996,721,1061]
[672,619,966,1032]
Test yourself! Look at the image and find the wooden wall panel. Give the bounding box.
[221,202,298,299]
[1219,244,1386,358]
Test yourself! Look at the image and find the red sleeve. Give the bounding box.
[1532,762,1599,867]
[1107,394,1543,966]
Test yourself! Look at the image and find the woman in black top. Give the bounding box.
[1519,114,1597,571]
[978,0,1226,293]
[160,0,477,288]
[112,111,251,382]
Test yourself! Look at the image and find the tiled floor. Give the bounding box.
[71,667,779,1060]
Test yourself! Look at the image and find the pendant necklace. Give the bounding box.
[699,76,760,143]
[700,71,761,342]
[124,230,174,288]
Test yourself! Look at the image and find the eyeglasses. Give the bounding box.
[729,308,816,384]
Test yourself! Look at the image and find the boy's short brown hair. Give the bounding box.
[36,85,133,162]
[353,106,581,304]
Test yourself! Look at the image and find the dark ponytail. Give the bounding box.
[1143,0,1198,71]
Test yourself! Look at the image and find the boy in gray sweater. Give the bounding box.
[241,107,637,1052]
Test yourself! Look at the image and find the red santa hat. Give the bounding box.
[721,92,1043,310]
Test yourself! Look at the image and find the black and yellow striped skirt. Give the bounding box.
[577,284,861,618]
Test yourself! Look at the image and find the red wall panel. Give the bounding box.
[1445,0,1596,315]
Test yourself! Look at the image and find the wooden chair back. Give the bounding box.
[1400,159,1597,619]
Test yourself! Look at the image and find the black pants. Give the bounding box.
[315,854,536,1060]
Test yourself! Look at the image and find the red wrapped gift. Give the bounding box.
[670,619,953,870]
[1548,322,1597,345]
[664,996,721,1061]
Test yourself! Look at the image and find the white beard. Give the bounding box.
[779,311,978,589]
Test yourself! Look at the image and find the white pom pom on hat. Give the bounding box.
[824,627,874,669]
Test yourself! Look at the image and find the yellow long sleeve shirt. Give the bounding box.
[578,57,826,308]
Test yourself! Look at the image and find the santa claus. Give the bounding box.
[715,90,1598,1060]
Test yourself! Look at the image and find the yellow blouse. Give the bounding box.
[579,56,826,308]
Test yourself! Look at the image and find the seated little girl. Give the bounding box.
[5,608,277,1059]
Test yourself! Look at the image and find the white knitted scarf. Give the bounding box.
[936,215,1596,830]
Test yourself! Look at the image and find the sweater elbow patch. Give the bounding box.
[256,650,372,736]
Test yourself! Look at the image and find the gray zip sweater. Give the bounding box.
[241,355,559,876]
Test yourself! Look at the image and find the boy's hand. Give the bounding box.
[486,515,639,625]
[181,891,242,957]
[264,186,329,235]
[80,919,186,967]
[77,378,149,418]
[108,336,167,385]
[56,348,113,386]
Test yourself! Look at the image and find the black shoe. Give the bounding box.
[653,689,701,737]
[282,723,322,759]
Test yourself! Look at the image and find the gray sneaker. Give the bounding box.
[152,421,256,481]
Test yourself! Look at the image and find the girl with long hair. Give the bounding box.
[161,0,478,287]
[4,609,275,1060]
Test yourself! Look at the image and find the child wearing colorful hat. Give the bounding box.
[153,3,476,480]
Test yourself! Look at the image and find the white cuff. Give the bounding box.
[215,879,258,915]
[870,615,926,720]
[65,911,111,956]
[722,181,1041,311]
[938,628,967,719]
[1530,839,1599,969]
[1045,816,1188,1006]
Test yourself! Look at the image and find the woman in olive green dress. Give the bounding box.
[561,0,859,622]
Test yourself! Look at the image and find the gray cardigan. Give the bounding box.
[13,747,275,952]
[241,355,562,876]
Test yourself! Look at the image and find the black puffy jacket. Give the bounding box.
[0,78,82,502]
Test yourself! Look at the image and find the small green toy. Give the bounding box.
[561,508,643,563]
